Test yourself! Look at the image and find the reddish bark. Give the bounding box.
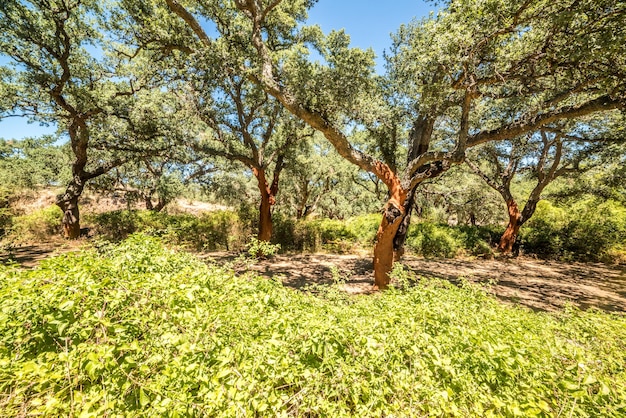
[498,199,522,254]
[372,162,408,289]
[252,167,277,242]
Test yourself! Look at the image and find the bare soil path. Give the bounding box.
[0,240,85,268]
[205,252,626,313]
[3,242,625,313]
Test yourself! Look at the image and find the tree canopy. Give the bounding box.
[0,0,624,285]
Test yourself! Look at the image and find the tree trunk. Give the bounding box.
[56,175,85,239]
[373,178,407,289]
[253,167,276,242]
[498,199,522,254]
[153,197,167,212]
[146,193,167,212]
[258,191,273,241]
[392,188,417,262]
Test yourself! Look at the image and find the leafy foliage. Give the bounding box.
[88,210,247,251]
[1,235,625,416]
[521,199,626,263]
[9,205,63,241]
[0,137,70,190]
[246,237,281,259]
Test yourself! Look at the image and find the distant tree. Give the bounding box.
[113,0,626,287]
[548,122,626,205]
[1,1,127,237]
[0,1,187,237]
[187,71,312,241]
[0,136,70,190]
[466,119,620,254]
[279,135,384,220]
[90,157,186,212]
[414,165,505,227]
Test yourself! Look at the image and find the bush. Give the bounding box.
[10,205,62,240]
[1,235,625,416]
[521,199,626,262]
[89,209,247,251]
[0,208,12,238]
[291,218,357,252]
[345,213,381,245]
[246,237,281,259]
[406,223,463,258]
[273,214,379,253]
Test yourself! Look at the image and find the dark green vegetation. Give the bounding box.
[1,236,625,417]
[4,196,625,263]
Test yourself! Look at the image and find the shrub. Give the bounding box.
[10,205,62,240]
[274,214,380,253]
[89,209,247,251]
[270,212,297,249]
[521,199,626,262]
[292,218,357,252]
[0,208,12,237]
[346,213,381,245]
[190,210,246,251]
[407,223,463,258]
[246,237,281,259]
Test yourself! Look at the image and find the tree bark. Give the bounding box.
[56,175,85,239]
[252,167,276,242]
[145,195,154,211]
[498,199,522,254]
[387,116,435,264]
[392,188,417,262]
[372,166,407,289]
[145,194,167,212]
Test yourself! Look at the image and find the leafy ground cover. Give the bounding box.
[1,235,625,417]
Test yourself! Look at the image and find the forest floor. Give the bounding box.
[2,241,625,314]
[205,252,626,314]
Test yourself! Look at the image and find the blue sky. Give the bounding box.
[0,0,434,141]
[308,0,433,70]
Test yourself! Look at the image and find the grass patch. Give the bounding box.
[1,235,625,416]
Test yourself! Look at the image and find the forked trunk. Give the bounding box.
[61,197,81,239]
[146,195,167,212]
[498,199,522,254]
[392,188,417,262]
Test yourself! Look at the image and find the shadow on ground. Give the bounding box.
[4,243,625,314]
[0,245,59,267]
[206,252,626,313]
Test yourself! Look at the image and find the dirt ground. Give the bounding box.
[3,243,625,314]
[204,252,626,314]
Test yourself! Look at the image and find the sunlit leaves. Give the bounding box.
[1,235,625,416]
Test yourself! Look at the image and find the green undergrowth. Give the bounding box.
[87,209,247,251]
[5,205,63,241]
[5,202,624,263]
[520,200,626,263]
[1,235,625,417]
